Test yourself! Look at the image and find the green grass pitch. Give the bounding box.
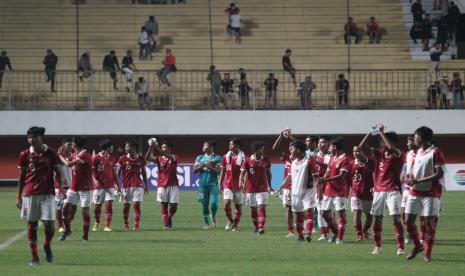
[0,188,464,275]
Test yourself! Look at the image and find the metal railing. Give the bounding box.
[0,69,463,110]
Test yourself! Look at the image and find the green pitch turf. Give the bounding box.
[0,188,464,275]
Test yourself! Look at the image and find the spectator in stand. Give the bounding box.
[411,0,425,23]
[439,76,451,108]
[78,51,94,81]
[239,77,251,109]
[335,73,349,108]
[422,14,433,51]
[122,50,138,92]
[427,43,442,82]
[344,17,361,44]
[230,10,242,44]
[367,17,381,44]
[239,67,246,81]
[297,76,316,110]
[0,50,13,89]
[409,21,423,44]
[436,16,450,51]
[427,81,439,109]
[207,65,223,108]
[43,49,58,92]
[103,50,121,91]
[224,3,240,38]
[221,73,234,109]
[451,72,463,109]
[138,26,152,60]
[282,49,297,86]
[145,16,159,52]
[264,73,279,109]
[447,2,460,43]
[157,48,176,87]
[135,76,149,110]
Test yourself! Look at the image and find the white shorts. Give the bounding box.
[321,195,346,211]
[291,188,316,213]
[157,186,180,204]
[64,189,91,208]
[370,191,401,216]
[350,197,373,213]
[246,192,269,207]
[122,187,144,204]
[282,188,291,207]
[21,195,56,222]
[223,188,244,205]
[93,188,116,205]
[401,189,410,208]
[405,195,441,217]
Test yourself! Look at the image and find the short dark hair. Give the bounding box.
[160,141,174,150]
[330,137,344,150]
[99,138,113,151]
[384,131,399,143]
[308,136,319,143]
[73,136,87,148]
[61,138,73,145]
[407,135,414,141]
[110,50,115,55]
[414,126,434,142]
[338,73,344,78]
[285,49,292,53]
[205,140,216,148]
[27,126,45,137]
[251,141,265,152]
[149,15,154,20]
[319,135,331,141]
[290,140,306,153]
[125,139,139,148]
[230,137,242,147]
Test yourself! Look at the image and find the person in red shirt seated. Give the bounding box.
[157,48,176,87]
[367,16,381,44]
[344,17,361,44]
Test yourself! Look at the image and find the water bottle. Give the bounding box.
[370,126,378,136]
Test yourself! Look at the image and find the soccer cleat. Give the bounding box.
[423,256,432,262]
[211,216,217,228]
[103,227,112,232]
[92,222,99,232]
[225,222,233,231]
[286,232,295,238]
[122,224,129,231]
[231,227,238,232]
[43,245,53,263]
[335,239,343,245]
[132,226,139,231]
[163,225,170,230]
[397,248,406,255]
[58,227,65,233]
[58,231,70,241]
[318,234,328,241]
[258,228,265,235]
[372,246,383,255]
[405,238,411,244]
[305,235,312,243]
[296,236,305,243]
[357,234,363,242]
[328,234,337,243]
[167,218,173,229]
[81,237,88,243]
[202,224,210,230]
[406,246,424,260]
[420,239,425,245]
[29,259,40,266]
[252,228,259,235]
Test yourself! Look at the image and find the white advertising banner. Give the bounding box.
[444,164,465,191]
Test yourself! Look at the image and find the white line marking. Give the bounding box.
[0,231,27,251]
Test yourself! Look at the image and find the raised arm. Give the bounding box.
[377,124,401,157]
[59,155,82,167]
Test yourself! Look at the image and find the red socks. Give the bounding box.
[104,202,113,227]
[296,213,304,237]
[62,204,73,233]
[233,209,242,227]
[161,205,169,226]
[393,220,405,249]
[82,210,90,240]
[420,217,426,241]
[407,223,422,248]
[224,203,233,223]
[354,223,362,238]
[251,208,258,229]
[133,202,141,229]
[337,217,346,240]
[94,204,102,224]
[320,226,329,234]
[425,222,436,257]
[258,208,266,229]
[373,221,382,247]
[123,204,130,226]
[305,210,314,236]
[27,222,39,260]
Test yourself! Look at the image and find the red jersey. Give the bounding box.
[241,156,271,193]
[282,153,292,189]
[92,153,116,189]
[153,155,179,188]
[118,154,146,188]
[70,150,93,192]
[324,153,350,197]
[164,54,176,67]
[373,149,404,192]
[409,146,445,198]
[315,151,330,192]
[18,146,60,197]
[225,7,240,15]
[349,158,375,200]
[367,22,379,31]
[220,153,243,191]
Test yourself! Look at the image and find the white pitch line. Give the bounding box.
[0,231,27,251]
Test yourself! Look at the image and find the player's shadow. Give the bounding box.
[131,239,203,244]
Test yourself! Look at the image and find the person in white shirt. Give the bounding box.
[230,10,241,44]
[138,26,152,60]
